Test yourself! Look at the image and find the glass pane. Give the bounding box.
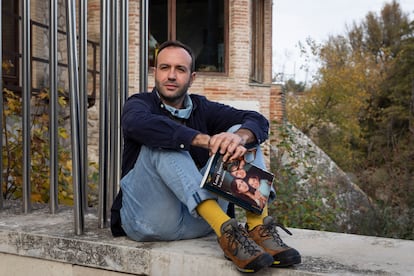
[250,0,264,83]
[176,0,224,72]
[2,0,19,83]
[149,0,168,67]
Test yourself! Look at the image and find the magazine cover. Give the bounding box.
[200,152,274,214]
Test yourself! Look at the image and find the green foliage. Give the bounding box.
[285,1,414,239]
[268,124,340,232]
[283,79,306,93]
[1,87,98,206]
[2,88,72,203]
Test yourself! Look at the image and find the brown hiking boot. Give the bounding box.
[248,216,301,267]
[218,218,273,273]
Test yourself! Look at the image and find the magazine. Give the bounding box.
[200,152,274,214]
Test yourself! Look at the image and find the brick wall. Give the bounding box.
[86,0,276,117]
[269,83,285,143]
[53,0,284,161]
[84,0,283,161]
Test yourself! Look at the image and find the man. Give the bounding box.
[111,40,301,273]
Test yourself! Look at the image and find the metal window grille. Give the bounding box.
[0,0,148,235]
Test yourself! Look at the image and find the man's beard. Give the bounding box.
[159,90,185,103]
[156,80,191,105]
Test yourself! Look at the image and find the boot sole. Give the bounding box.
[225,253,274,273]
[271,252,301,267]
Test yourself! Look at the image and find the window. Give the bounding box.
[2,0,19,89]
[250,0,264,83]
[149,0,226,73]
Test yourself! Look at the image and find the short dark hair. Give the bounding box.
[156,40,195,72]
[230,178,258,207]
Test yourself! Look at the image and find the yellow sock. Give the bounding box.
[196,199,230,237]
[246,205,268,231]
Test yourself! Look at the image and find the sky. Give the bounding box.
[272,0,414,84]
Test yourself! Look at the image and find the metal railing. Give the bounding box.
[30,19,100,107]
[1,17,100,107]
[0,0,3,210]
[0,0,149,235]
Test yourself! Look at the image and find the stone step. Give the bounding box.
[0,205,413,275]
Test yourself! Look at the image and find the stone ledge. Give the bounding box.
[0,204,413,275]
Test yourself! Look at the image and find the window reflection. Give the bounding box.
[149,34,160,68]
[149,0,225,72]
[2,0,19,86]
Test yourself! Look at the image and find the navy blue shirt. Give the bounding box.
[110,88,269,236]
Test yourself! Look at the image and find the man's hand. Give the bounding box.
[209,132,247,162]
[192,128,256,162]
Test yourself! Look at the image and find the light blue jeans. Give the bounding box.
[120,127,273,241]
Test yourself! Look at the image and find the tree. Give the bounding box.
[287,33,372,170]
[286,1,414,239]
[283,79,306,93]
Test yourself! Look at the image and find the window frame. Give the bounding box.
[250,0,265,83]
[150,0,228,75]
[2,0,20,89]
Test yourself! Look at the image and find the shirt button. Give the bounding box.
[180,144,185,149]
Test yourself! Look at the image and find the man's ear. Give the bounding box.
[189,72,196,87]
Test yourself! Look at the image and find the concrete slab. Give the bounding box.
[0,202,413,275]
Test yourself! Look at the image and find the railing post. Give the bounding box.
[98,0,110,228]
[66,0,84,235]
[118,0,129,204]
[49,0,59,214]
[140,0,149,92]
[79,0,89,212]
[108,0,120,218]
[0,0,3,209]
[120,0,129,103]
[22,0,32,214]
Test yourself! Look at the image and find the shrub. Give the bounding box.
[268,123,340,232]
[1,87,97,206]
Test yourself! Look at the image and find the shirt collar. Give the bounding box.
[156,90,193,119]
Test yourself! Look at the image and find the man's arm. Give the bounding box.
[122,95,199,151]
[192,128,255,162]
[199,96,269,146]
[191,133,211,149]
[233,128,256,145]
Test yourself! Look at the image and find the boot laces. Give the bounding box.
[225,224,260,256]
[260,221,292,247]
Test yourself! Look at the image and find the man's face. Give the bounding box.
[154,46,195,107]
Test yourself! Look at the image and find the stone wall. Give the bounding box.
[1,202,413,276]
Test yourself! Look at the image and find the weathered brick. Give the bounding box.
[30,0,284,162]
